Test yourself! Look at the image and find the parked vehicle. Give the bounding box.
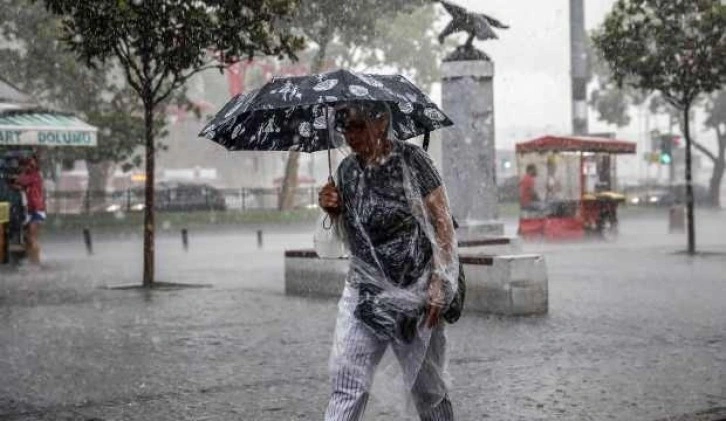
[155,182,227,212]
[90,183,226,213]
[624,184,710,207]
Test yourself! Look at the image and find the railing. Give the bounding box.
[44,187,320,215]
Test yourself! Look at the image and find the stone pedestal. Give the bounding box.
[441,58,503,237]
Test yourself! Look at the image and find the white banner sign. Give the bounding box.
[0,129,97,147]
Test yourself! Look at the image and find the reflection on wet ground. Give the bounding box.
[1,209,725,420]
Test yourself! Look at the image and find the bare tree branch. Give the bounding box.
[662,93,684,110]
[150,66,172,100]
[152,79,179,108]
[692,138,717,163]
[152,63,221,107]
[716,125,725,151]
[117,37,144,87]
[113,46,142,94]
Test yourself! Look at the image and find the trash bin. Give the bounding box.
[669,205,685,233]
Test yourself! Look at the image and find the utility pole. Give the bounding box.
[668,114,676,186]
[570,0,589,135]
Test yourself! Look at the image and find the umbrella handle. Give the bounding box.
[323,173,335,231]
[328,146,333,182]
[322,213,333,230]
[326,106,333,179]
[423,131,431,152]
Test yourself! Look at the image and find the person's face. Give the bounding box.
[528,166,538,177]
[21,157,36,172]
[28,157,39,171]
[338,109,388,156]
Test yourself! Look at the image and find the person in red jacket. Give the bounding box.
[13,154,45,265]
[519,164,541,210]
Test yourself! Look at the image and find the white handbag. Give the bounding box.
[313,212,348,259]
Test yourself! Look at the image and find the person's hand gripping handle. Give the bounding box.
[318,176,342,217]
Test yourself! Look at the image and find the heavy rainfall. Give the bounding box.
[1,0,725,420]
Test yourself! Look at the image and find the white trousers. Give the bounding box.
[324,296,454,421]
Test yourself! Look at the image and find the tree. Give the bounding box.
[0,0,148,195]
[277,0,429,210]
[590,38,726,209]
[588,38,649,128]
[701,91,726,207]
[593,0,726,254]
[38,0,304,285]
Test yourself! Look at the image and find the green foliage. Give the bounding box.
[292,0,427,71]
[293,0,426,46]
[45,209,321,232]
[593,0,726,109]
[251,3,446,91]
[328,4,450,92]
[588,36,647,127]
[38,0,304,107]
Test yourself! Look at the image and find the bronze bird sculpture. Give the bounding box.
[436,0,509,48]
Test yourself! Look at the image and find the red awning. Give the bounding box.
[516,135,637,154]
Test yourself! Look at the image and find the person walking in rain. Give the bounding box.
[318,101,459,420]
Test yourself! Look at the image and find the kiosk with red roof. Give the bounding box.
[515,135,636,240]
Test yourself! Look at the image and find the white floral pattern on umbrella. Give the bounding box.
[313,79,339,91]
[349,85,370,97]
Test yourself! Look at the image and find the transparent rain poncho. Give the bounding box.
[325,132,459,417]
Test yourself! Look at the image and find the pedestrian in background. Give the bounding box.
[519,163,541,211]
[12,153,45,265]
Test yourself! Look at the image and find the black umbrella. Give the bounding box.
[199,69,453,175]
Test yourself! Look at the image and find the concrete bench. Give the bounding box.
[284,250,348,298]
[285,245,548,316]
[458,236,522,256]
[460,254,548,316]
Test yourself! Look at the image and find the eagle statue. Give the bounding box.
[436,0,509,49]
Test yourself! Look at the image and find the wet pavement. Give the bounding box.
[1,209,725,420]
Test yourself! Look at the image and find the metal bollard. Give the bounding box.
[668,205,685,233]
[82,228,93,255]
[181,228,189,251]
[257,229,263,249]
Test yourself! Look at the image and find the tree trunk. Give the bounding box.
[709,149,724,208]
[278,153,300,210]
[143,99,156,286]
[278,34,331,211]
[87,160,114,210]
[683,103,696,255]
